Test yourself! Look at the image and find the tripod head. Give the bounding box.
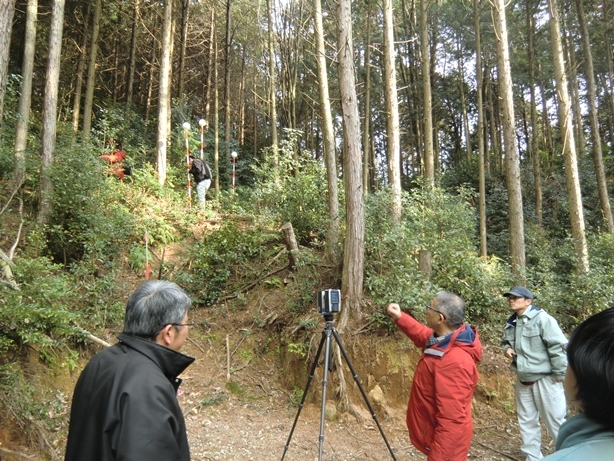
[322,313,335,323]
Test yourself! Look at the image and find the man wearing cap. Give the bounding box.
[502,286,568,461]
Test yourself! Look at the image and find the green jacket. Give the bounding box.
[501,305,567,381]
[543,414,614,460]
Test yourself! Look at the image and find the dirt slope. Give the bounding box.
[176,305,539,461]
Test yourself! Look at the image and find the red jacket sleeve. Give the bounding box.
[395,312,433,349]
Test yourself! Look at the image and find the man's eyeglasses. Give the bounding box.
[427,305,446,320]
[171,322,195,328]
[507,295,524,301]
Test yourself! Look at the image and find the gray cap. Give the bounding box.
[503,286,534,300]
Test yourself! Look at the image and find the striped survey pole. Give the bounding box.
[199,118,206,160]
[183,121,192,209]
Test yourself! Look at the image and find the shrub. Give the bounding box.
[364,186,510,325]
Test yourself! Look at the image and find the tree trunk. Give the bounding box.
[313,0,339,261]
[214,33,220,198]
[224,0,232,181]
[492,0,525,279]
[126,0,139,104]
[337,0,364,323]
[547,0,589,274]
[419,0,434,277]
[178,0,189,97]
[383,0,402,224]
[362,1,372,197]
[71,0,90,136]
[474,0,487,257]
[37,0,65,226]
[420,0,434,188]
[0,0,16,135]
[562,11,585,158]
[82,0,102,138]
[527,0,543,228]
[266,0,279,172]
[13,0,37,185]
[205,5,215,123]
[156,0,173,185]
[575,0,614,232]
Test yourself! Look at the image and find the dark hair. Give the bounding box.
[434,291,465,329]
[567,306,614,430]
[123,281,191,339]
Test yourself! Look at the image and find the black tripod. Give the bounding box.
[280,314,397,460]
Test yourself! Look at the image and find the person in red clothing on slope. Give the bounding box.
[387,292,483,461]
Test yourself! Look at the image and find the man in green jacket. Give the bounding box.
[65,281,195,461]
[502,286,567,461]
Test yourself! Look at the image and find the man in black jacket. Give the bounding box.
[188,155,212,207]
[65,281,195,461]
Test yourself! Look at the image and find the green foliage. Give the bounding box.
[0,257,81,355]
[0,364,66,451]
[364,186,509,324]
[249,130,334,245]
[287,342,308,358]
[175,220,280,305]
[44,140,136,264]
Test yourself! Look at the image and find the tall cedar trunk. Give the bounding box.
[71,0,90,135]
[313,0,339,260]
[82,0,102,138]
[562,14,585,158]
[420,0,434,186]
[419,0,433,277]
[458,39,471,162]
[538,63,554,157]
[527,0,543,227]
[178,0,189,97]
[205,6,215,123]
[13,0,37,184]
[492,0,526,279]
[112,26,120,104]
[144,18,157,124]
[337,0,365,323]
[266,0,279,171]
[126,0,139,104]
[605,1,614,149]
[239,45,246,146]
[474,0,487,257]
[547,0,589,274]
[156,0,173,185]
[37,0,65,225]
[214,34,220,198]
[0,0,16,134]
[383,0,402,223]
[576,0,614,232]
[362,1,372,196]
[224,0,232,177]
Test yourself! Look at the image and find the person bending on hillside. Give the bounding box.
[64,281,195,461]
[188,155,212,207]
[501,286,567,461]
[387,292,483,461]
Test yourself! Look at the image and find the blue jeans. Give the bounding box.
[196,179,211,206]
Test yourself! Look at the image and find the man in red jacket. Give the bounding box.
[387,292,483,461]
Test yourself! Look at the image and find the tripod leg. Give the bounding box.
[331,329,398,461]
[318,327,333,461]
[280,331,326,461]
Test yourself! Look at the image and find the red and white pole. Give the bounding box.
[183,122,191,209]
[231,151,238,192]
[199,118,206,160]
